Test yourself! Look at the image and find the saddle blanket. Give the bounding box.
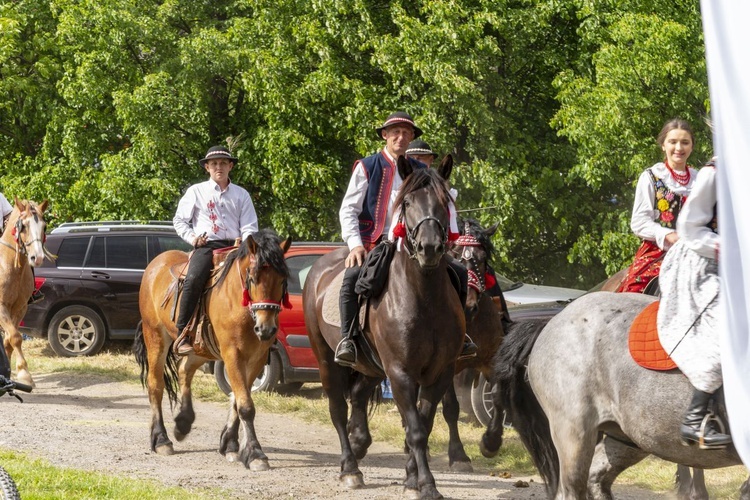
[321,269,366,329]
[628,300,677,371]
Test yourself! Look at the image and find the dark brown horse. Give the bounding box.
[134,229,290,470]
[1,198,52,388]
[439,218,507,471]
[303,156,465,499]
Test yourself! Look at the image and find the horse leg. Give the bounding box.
[142,327,174,455]
[0,321,33,387]
[549,416,598,499]
[587,436,648,500]
[442,382,472,472]
[395,368,451,500]
[173,355,204,441]
[480,378,504,458]
[674,466,709,500]
[219,391,241,462]
[740,475,750,500]
[348,374,381,460]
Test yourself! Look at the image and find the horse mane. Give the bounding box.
[458,217,495,260]
[215,228,289,287]
[393,167,452,211]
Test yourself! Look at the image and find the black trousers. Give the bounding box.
[176,239,234,332]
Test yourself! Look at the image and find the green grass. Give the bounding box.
[0,450,228,500]
[12,338,750,498]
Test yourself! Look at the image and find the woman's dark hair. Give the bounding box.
[656,118,694,147]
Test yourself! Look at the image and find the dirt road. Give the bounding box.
[2,372,658,499]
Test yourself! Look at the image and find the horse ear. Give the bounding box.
[14,197,25,212]
[397,155,413,180]
[39,200,49,213]
[485,221,500,237]
[280,236,292,253]
[245,235,258,254]
[437,154,453,181]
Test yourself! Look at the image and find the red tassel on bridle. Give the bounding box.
[392,222,406,239]
[485,272,497,290]
[242,288,251,307]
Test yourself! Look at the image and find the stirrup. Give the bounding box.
[699,412,731,450]
[334,338,357,368]
[173,329,194,356]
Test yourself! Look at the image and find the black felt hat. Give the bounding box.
[405,139,437,158]
[375,111,423,140]
[198,146,238,167]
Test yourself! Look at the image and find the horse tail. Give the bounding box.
[132,321,180,408]
[133,322,148,388]
[495,319,559,497]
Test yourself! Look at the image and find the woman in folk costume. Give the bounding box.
[618,119,699,293]
[657,158,731,449]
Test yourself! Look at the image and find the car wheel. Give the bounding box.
[470,372,512,428]
[213,354,282,396]
[47,306,106,357]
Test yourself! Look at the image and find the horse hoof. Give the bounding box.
[250,458,270,471]
[479,439,499,458]
[418,485,444,499]
[173,429,187,442]
[449,461,473,473]
[404,487,420,500]
[225,452,240,463]
[340,473,364,489]
[16,370,35,388]
[155,444,174,456]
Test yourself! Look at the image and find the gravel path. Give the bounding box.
[2,372,661,499]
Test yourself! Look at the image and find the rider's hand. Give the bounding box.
[345,246,366,268]
[193,233,208,248]
[665,231,679,249]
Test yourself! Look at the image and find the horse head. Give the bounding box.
[395,155,453,269]
[451,218,499,317]
[8,198,50,268]
[228,229,291,341]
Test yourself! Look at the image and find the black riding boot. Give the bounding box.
[448,259,477,359]
[681,389,732,449]
[335,266,360,367]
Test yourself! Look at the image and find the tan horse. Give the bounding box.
[134,228,290,470]
[0,198,51,388]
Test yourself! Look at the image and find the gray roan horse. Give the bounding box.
[492,291,749,499]
[303,156,465,499]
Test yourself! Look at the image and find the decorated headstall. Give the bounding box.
[452,224,496,294]
[237,254,292,321]
[392,205,458,259]
[3,204,53,267]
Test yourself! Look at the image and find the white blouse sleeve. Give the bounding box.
[677,167,718,260]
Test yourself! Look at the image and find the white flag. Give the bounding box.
[702,0,750,467]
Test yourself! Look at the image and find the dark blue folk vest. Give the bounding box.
[356,151,424,250]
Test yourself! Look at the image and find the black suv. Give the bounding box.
[20,221,191,357]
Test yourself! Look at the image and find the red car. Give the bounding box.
[211,242,343,394]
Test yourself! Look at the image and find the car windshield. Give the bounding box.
[495,273,523,292]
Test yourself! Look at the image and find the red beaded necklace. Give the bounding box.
[664,159,691,186]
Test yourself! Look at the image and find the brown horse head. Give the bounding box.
[451,218,499,317]
[215,229,292,341]
[395,155,453,269]
[4,198,51,268]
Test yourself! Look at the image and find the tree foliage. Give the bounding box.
[0,0,708,288]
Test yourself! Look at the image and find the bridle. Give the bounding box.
[452,231,487,294]
[0,206,52,266]
[236,256,288,322]
[399,202,449,260]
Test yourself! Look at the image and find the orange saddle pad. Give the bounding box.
[628,301,678,371]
